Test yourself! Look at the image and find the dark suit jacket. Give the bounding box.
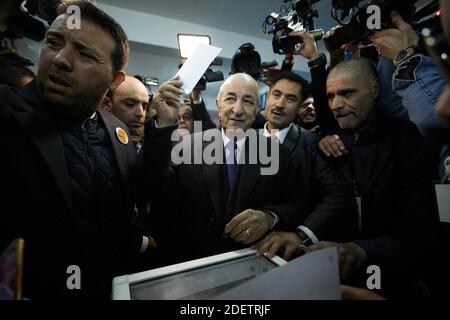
[282,124,355,240]
[336,116,440,295]
[0,82,143,299]
[140,125,308,264]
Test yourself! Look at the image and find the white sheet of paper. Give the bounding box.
[435,184,450,223]
[176,43,222,94]
[213,247,341,300]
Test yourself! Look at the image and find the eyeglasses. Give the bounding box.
[178,113,193,121]
[423,28,450,82]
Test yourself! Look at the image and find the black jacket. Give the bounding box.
[139,125,307,264]
[335,115,440,295]
[282,124,355,240]
[0,82,144,299]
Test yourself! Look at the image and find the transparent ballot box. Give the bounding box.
[112,248,286,300]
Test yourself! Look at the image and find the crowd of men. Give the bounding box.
[0,0,450,300]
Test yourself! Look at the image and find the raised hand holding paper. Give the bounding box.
[176,43,222,94]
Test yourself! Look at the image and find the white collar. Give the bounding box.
[263,122,292,144]
[221,128,246,152]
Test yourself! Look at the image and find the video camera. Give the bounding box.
[1,0,60,42]
[263,0,324,54]
[230,43,279,80]
[324,0,438,51]
[195,64,225,91]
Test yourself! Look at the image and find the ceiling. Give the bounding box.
[99,0,435,40]
[98,0,338,40]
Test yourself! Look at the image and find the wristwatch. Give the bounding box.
[297,228,314,247]
[308,53,327,69]
[393,45,420,66]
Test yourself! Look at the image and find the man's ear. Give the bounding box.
[370,79,380,99]
[110,71,126,90]
[101,95,113,112]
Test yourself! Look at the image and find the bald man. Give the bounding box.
[140,73,307,265]
[305,58,439,298]
[102,75,149,145]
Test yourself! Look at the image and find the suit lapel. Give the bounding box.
[99,109,135,184]
[282,124,300,154]
[11,83,72,206]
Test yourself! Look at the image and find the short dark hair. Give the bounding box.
[57,0,129,73]
[329,58,378,81]
[270,71,310,102]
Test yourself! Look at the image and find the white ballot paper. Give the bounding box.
[435,185,450,223]
[213,247,340,300]
[176,43,222,94]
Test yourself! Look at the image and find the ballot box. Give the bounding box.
[112,248,286,300]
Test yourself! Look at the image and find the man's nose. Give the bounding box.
[52,47,73,72]
[232,99,244,116]
[136,104,145,119]
[330,96,344,111]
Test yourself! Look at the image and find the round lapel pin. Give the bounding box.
[116,127,129,145]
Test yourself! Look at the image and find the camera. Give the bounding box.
[325,0,419,50]
[1,0,61,42]
[263,0,324,54]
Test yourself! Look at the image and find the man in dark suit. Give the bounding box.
[253,71,354,260]
[307,58,440,298]
[141,73,311,264]
[0,0,151,299]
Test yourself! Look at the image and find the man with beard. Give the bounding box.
[0,0,152,299]
[298,96,319,132]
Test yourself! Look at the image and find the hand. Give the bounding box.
[368,11,419,62]
[288,30,320,61]
[191,88,201,102]
[144,235,157,252]
[340,285,386,300]
[251,231,301,261]
[323,27,360,60]
[224,209,274,245]
[306,241,367,283]
[318,135,347,157]
[153,75,184,128]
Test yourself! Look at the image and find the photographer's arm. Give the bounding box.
[289,31,341,136]
[190,89,216,130]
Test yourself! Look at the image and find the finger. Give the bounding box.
[229,221,249,239]
[264,240,282,259]
[390,11,405,29]
[233,228,251,244]
[318,140,331,157]
[255,236,275,256]
[148,236,157,249]
[333,135,346,152]
[305,241,332,253]
[327,140,343,157]
[225,210,249,234]
[324,140,341,157]
[282,244,297,261]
